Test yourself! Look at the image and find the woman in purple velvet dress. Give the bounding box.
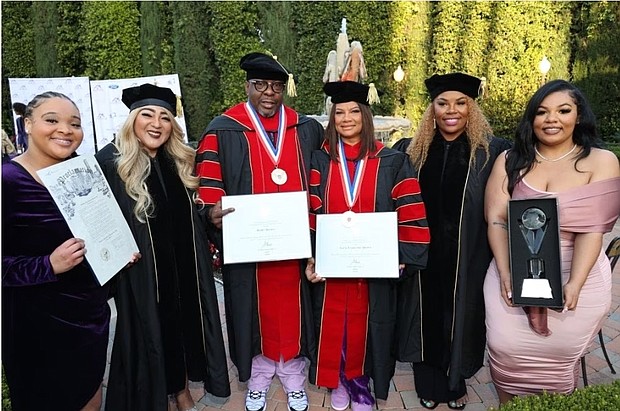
[2,92,115,410]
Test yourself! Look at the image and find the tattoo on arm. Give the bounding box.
[492,221,508,230]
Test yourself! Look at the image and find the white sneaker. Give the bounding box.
[287,389,309,411]
[245,389,267,411]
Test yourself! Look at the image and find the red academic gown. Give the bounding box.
[308,140,429,399]
[196,103,324,381]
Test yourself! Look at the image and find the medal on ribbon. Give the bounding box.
[337,139,366,227]
[245,102,288,185]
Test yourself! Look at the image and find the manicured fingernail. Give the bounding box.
[507,291,512,299]
[562,307,568,313]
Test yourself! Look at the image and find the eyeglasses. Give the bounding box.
[249,80,285,94]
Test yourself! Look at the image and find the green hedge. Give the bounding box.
[2,366,11,411]
[490,380,620,411]
[81,1,142,80]
[2,1,619,141]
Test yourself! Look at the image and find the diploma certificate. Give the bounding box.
[315,211,399,278]
[37,155,139,285]
[221,191,312,264]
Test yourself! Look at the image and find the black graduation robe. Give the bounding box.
[392,134,511,390]
[96,144,230,411]
[195,102,324,382]
[307,141,429,400]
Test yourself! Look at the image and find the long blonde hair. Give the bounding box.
[407,98,493,170]
[115,107,198,222]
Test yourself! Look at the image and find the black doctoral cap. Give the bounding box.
[424,72,482,101]
[121,83,179,116]
[240,52,289,82]
[323,81,382,106]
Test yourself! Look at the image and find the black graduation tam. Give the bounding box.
[323,81,382,106]
[240,52,289,82]
[425,72,482,100]
[122,83,178,116]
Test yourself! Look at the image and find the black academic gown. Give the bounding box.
[96,144,230,411]
[196,106,324,382]
[392,135,511,392]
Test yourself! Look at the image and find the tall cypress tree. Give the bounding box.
[171,1,219,141]
[206,1,261,113]
[140,1,163,76]
[1,1,36,132]
[81,1,141,80]
[572,1,620,139]
[290,1,340,115]
[256,2,297,108]
[431,1,467,73]
[32,1,62,77]
[257,2,296,70]
[57,1,86,77]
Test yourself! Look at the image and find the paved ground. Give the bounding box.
[102,226,620,410]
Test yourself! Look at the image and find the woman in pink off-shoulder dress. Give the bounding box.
[483,80,620,404]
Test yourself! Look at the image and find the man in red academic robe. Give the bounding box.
[195,52,324,411]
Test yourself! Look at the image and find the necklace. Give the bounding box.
[535,144,577,162]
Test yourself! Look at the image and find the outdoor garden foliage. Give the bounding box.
[495,379,620,411]
[2,1,619,144]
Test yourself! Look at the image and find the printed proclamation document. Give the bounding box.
[37,155,139,285]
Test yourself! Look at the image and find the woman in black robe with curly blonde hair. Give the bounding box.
[393,73,511,410]
[96,83,230,411]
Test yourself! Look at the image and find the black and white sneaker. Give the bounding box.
[245,389,267,411]
[287,390,308,411]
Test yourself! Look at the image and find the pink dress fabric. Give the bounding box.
[484,177,620,395]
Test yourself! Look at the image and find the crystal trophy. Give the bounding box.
[519,207,553,298]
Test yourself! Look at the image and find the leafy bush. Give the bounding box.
[490,380,620,411]
[2,366,11,411]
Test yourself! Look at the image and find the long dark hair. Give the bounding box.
[325,102,376,162]
[506,79,601,194]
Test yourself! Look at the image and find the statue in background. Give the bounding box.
[322,18,368,114]
[341,41,367,82]
[336,18,349,78]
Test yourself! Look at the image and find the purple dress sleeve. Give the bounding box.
[2,255,56,286]
[2,162,63,286]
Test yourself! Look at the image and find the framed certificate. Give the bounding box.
[221,191,312,264]
[508,198,563,308]
[315,211,399,278]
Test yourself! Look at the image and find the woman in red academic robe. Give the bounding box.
[305,81,429,411]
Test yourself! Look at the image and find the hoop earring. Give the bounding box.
[433,118,436,130]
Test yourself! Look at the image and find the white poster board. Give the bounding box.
[8,77,96,155]
[89,74,188,150]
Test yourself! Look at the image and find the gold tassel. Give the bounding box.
[176,95,184,118]
[287,73,297,97]
[270,53,296,97]
[478,76,487,99]
[367,83,380,105]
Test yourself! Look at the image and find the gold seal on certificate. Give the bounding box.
[271,168,287,185]
[342,210,356,227]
